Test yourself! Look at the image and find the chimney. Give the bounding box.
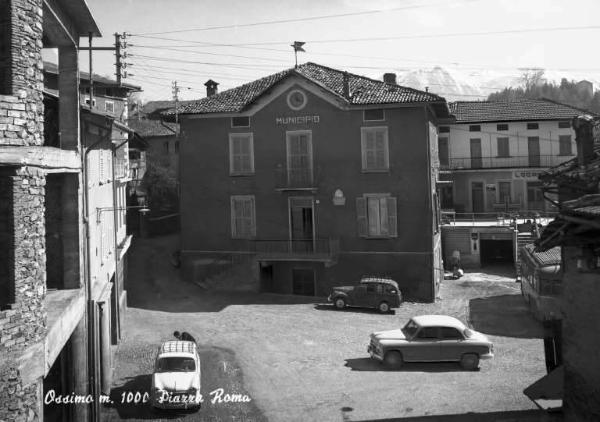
[383,72,397,85]
[204,79,219,97]
[343,71,350,99]
[572,115,595,167]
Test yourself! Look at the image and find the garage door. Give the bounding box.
[480,239,514,266]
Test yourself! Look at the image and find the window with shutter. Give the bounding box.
[559,135,572,156]
[231,195,256,238]
[229,133,254,175]
[361,127,389,171]
[357,194,397,238]
[497,137,509,157]
[286,130,313,185]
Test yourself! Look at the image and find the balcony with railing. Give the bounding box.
[252,238,340,264]
[274,167,320,191]
[441,155,573,170]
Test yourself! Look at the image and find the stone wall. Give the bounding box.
[0,167,47,422]
[0,0,44,147]
[562,247,600,421]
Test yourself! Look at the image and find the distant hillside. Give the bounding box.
[392,66,600,104]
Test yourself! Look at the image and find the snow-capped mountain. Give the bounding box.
[392,66,600,101]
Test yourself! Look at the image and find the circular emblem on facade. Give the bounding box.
[287,89,307,110]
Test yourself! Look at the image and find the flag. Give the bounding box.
[291,41,306,52]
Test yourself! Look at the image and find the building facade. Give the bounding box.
[0,1,135,420]
[176,64,449,301]
[0,0,100,421]
[440,99,585,215]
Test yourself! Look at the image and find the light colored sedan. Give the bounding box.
[368,315,494,370]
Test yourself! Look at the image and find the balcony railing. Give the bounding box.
[252,238,339,262]
[274,167,320,190]
[441,155,573,170]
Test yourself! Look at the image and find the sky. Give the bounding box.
[65,0,600,102]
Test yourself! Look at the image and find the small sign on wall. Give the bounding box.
[486,184,496,191]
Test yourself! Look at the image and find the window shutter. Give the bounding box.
[230,197,237,237]
[356,197,367,237]
[250,196,256,237]
[387,197,397,237]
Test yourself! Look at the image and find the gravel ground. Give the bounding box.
[101,235,554,422]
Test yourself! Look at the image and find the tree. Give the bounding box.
[141,160,178,214]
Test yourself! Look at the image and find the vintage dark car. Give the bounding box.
[327,277,402,313]
[368,315,494,370]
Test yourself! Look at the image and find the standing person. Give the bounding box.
[174,330,197,343]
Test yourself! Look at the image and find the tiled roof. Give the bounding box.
[127,119,178,138]
[449,99,590,123]
[170,62,447,116]
[535,194,600,251]
[522,243,561,266]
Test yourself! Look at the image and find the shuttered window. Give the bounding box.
[497,137,509,157]
[229,133,254,175]
[361,127,389,171]
[231,195,256,238]
[356,195,397,238]
[559,135,572,156]
[286,131,312,185]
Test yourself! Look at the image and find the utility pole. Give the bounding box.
[172,80,180,125]
[80,32,130,89]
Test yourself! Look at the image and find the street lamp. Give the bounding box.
[96,205,150,224]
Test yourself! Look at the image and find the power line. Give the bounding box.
[226,25,600,46]
[130,44,288,64]
[130,0,476,36]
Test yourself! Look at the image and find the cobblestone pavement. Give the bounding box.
[102,236,554,422]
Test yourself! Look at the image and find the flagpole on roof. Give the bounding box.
[291,41,305,68]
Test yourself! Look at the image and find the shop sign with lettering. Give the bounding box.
[275,115,320,125]
[514,171,543,179]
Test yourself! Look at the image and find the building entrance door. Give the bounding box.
[471,182,485,214]
[289,197,314,253]
[528,137,540,167]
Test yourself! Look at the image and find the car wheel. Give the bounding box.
[383,351,403,368]
[378,301,390,314]
[460,353,480,370]
[334,297,346,309]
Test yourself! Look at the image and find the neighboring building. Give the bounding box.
[127,117,178,175]
[532,115,600,420]
[174,63,450,301]
[80,107,134,399]
[0,1,100,421]
[440,99,586,215]
[43,61,141,121]
[439,99,591,270]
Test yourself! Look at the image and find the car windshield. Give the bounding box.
[463,328,475,339]
[402,319,420,338]
[156,357,195,372]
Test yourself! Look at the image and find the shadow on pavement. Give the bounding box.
[344,358,471,373]
[469,294,544,339]
[126,234,325,312]
[314,304,396,315]
[349,409,558,421]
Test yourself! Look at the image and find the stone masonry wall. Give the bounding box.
[562,247,600,421]
[0,168,47,422]
[0,0,44,147]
